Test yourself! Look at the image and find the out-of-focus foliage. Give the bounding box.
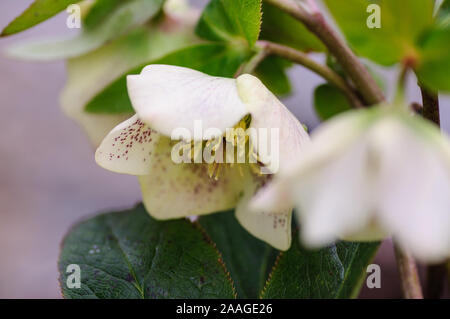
[324,0,434,66]
[260,2,324,52]
[324,0,450,92]
[1,0,83,36]
[6,0,164,60]
[314,84,352,121]
[254,56,292,96]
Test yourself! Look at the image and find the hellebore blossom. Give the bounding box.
[252,104,450,262]
[95,64,309,250]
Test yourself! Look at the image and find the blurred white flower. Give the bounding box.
[95,64,309,250]
[60,0,199,147]
[252,105,450,262]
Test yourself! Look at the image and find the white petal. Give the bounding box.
[139,144,247,219]
[236,74,310,174]
[374,118,450,262]
[235,175,292,251]
[293,134,377,248]
[252,110,382,246]
[127,65,248,140]
[95,115,160,175]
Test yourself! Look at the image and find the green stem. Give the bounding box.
[257,40,363,108]
[241,47,268,74]
[394,243,424,299]
[264,0,385,105]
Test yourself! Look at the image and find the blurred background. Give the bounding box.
[0,0,449,298]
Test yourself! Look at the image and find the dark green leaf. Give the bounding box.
[416,27,450,92]
[198,211,278,298]
[324,0,434,66]
[1,0,83,36]
[6,0,164,60]
[195,0,262,48]
[85,43,249,113]
[59,204,236,299]
[314,84,352,121]
[260,2,324,52]
[261,236,380,299]
[254,56,292,96]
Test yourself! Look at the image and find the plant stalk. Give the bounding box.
[257,40,363,108]
[420,86,440,126]
[264,0,385,105]
[394,243,424,299]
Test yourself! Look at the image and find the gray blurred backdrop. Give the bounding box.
[0,0,449,298]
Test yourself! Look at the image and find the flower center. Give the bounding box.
[182,115,264,180]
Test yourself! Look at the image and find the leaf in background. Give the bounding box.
[61,24,196,147]
[260,2,324,52]
[416,27,450,92]
[5,0,164,61]
[254,56,292,96]
[59,204,236,299]
[437,0,450,28]
[324,0,434,66]
[198,211,278,298]
[85,43,249,113]
[314,84,352,121]
[261,236,379,299]
[1,0,83,36]
[195,0,262,48]
[83,0,131,30]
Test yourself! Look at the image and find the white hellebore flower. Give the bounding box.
[95,64,309,250]
[252,105,450,262]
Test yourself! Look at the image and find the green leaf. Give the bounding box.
[85,43,249,113]
[254,56,292,96]
[261,236,380,299]
[198,211,278,298]
[195,0,262,48]
[416,27,450,91]
[1,0,83,36]
[314,84,352,121]
[59,204,236,299]
[324,0,434,66]
[260,2,324,52]
[6,0,164,61]
[83,0,130,30]
[437,0,450,28]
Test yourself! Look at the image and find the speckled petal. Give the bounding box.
[95,115,160,175]
[235,175,292,251]
[138,143,248,219]
[127,65,249,140]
